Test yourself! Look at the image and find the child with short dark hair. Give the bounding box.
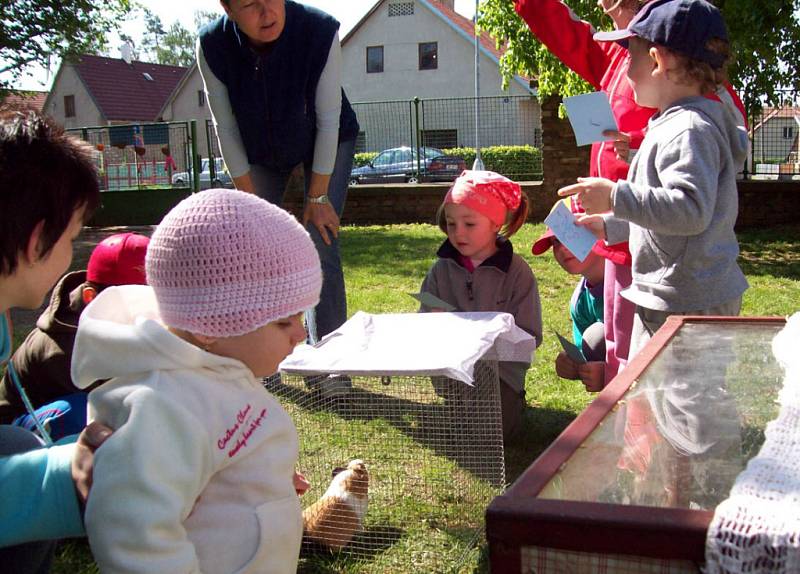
[559,0,748,354]
[419,170,543,441]
[0,233,149,439]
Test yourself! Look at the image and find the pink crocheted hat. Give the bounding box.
[145,189,322,337]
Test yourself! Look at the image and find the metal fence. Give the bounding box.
[350,95,543,182]
[746,89,800,180]
[198,90,798,183]
[67,121,198,192]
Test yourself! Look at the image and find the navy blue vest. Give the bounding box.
[200,1,359,171]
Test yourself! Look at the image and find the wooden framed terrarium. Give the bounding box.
[486,316,787,573]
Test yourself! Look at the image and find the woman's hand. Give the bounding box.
[603,130,632,162]
[71,422,113,507]
[303,203,340,246]
[304,172,338,246]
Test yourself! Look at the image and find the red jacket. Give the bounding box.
[514,0,747,182]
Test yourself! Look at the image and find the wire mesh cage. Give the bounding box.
[264,360,505,567]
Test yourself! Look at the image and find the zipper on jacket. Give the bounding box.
[466,276,474,301]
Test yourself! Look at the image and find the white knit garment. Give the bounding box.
[705,312,800,573]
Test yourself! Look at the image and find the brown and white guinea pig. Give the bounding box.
[302,459,369,550]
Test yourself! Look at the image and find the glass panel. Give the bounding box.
[538,322,786,510]
[419,42,438,70]
[366,46,383,74]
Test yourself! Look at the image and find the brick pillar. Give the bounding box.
[540,95,591,201]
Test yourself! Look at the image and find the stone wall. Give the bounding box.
[281,169,800,229]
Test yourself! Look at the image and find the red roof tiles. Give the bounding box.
[2,90,48,112]
[73,54,187,122]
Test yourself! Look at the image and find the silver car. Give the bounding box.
[171,158,233,189]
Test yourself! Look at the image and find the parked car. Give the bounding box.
[349,146,466,185]
[171,157,233,189]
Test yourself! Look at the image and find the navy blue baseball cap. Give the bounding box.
[593,0,728,69]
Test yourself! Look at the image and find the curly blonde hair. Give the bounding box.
[667,38,730,94]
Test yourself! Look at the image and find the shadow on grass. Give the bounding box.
[737,224,800,280]
[268,377,577,490]
[269,381,505,486]
[298,526,405,573]
[504,405,578,484]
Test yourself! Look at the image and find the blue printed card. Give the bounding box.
[543,199,597,262]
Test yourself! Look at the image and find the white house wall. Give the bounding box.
[44,66,104,129]
[342,0,540,153]
[342,1,528,101]
[160,66,213,127]
[753,117,799,163]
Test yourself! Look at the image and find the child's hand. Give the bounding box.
[577,361,605,392]
[603,130,631,162]
[558,177,614,215]
[574,214,606,240]
[72,421,114,508]
[555,352,580,380]
[294,471,310,496]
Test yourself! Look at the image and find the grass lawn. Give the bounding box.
[51,222,800,574]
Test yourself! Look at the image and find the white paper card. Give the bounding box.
[563,91,618,146]
[543,199,597,262]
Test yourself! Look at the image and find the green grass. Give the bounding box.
[51,222,800,573]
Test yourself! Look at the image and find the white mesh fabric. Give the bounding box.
[705,312,800,573]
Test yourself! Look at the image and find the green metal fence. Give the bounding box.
[67,120,199,192]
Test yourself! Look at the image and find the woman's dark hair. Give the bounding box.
[0,107,101,275]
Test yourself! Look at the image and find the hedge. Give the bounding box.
[352,145,542,181]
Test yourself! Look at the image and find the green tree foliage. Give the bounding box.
[0,0,131,91]
[138,7,220,67]
[478,0,800,111]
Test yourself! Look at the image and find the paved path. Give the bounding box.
[9,226,154,341]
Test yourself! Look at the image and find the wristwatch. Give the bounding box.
[308,194,330,205]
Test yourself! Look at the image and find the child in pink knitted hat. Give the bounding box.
[418,170,543,442]
[71,189,322,574]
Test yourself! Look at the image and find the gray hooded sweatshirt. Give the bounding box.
[609,95,749,312]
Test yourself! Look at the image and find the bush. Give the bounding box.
[352,146,543,181]
[353,152,379,168]
[442,145,542,181]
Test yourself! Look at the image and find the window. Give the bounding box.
[355,131,367,154]
[372,151,395,167]
[783,126,795,139]
[422,129,458,149]
[64,95,75,118]
[419,42,438,70]
[367,46,384,74]
[388,2,414,16]
[198,90,206,107]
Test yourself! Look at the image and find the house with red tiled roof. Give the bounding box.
[42,54,187,129]
[341,0,540,152]
[751,106,800,170]
[1,90,48,112]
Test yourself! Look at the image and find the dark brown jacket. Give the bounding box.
[0,271,89,423]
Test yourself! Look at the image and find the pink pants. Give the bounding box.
[603,260,634,386]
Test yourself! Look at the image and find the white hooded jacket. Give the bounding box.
[71,285,302,574]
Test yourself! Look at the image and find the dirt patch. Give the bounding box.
[9,226,155,341]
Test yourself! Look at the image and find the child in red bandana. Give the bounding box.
[418,170,543,441]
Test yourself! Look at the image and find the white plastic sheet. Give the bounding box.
[280,311,537,385]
